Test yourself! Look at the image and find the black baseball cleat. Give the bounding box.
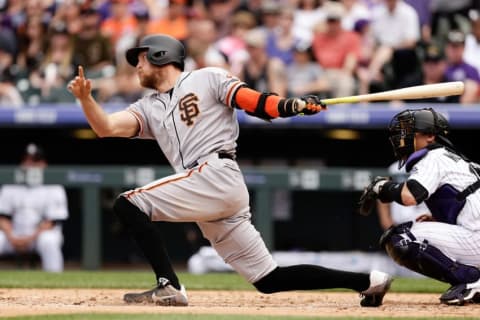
[359,270,393,307]
[439,279,480,306]
[123,277,188,306]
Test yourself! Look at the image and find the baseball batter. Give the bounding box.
[0,144,68,272]
[364,108,480,305]
[68,34,392,307]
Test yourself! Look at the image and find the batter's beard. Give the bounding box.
[139,75,156,90]
[138,70,164,90]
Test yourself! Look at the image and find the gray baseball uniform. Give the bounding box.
[122,67,277,283]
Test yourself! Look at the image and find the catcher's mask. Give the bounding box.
[388,108,449,168]
[125,34,185,70]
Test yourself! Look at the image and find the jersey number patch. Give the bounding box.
[179,93,200,126]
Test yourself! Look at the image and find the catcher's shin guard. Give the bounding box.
[381,225,480,285]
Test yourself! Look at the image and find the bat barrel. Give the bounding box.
[320,81,465,105]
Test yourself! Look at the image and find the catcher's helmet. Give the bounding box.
[126,34,185,70]
[388,108,449,168]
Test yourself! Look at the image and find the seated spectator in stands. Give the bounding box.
[30,25,78,103]
[0,143,69,272]
[429,0,473,42]
[49,0,82,35]
[409,43,460,103]
[287,42,330,98]
[100,0,138,55]
[312,2,360,97]
[147,0,189,42]
[293,0,326,45]
[341,0,371,31]
[237,28,287,96]
[266,7,302,66]
[73,7,115,79]
[463,9,480,75]
[257,1,281,34]
[367,0,420,91]
[184,19,229,71]
[353,19,377,95]
[404,0,433,44]
[444,30,480,104]
[0,30,23,107]
[93,9,149,103]
[15,14,46,75]
[216,10,257,77]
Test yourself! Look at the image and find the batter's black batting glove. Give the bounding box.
[297,95,327,115]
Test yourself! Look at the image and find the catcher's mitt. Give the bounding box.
[358,176,391,216]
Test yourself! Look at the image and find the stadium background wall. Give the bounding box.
[0,106,478,267]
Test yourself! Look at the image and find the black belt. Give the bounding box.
[186,152,234,169]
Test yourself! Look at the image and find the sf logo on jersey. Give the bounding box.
[179,93,200,126]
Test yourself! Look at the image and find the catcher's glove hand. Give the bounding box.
[358,176,391,216]
[295,95,327,115]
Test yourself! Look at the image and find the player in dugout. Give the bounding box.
[68,33,392,307]
[360,108,480,305]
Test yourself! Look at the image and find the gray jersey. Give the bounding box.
[127,67,245,172]
[123,67,277,283]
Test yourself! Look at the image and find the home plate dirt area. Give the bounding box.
[0,289,479,317]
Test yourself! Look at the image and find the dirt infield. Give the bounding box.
[0,289,479,318]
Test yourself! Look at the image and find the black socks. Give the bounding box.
[113,196,180,290]
[254,265,370,294]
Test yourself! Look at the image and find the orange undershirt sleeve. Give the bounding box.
[233,87,281,118]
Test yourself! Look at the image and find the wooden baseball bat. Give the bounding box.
[320,81,465,105]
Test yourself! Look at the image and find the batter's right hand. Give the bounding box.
[68,65,92,100]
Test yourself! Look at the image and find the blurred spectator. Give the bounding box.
[146,0,189,41]
[430,0,473,41]
[312,2,360,97]
[0,143,69,272]
[257,0,281,34]
[49,0,82,36]
[404,0,433,43]
[15,15,45,73]
[463,9,480,74]
[203,0,241,40]
[73,7,114,78]
[0,0,25,32]
[266,7,303,66]
[93,7,148,103]
[367,0,421,91]
[409,43,460,103]
[287,42,330,97]
[0,29,23,107]
[340,0,371,31]
[353,18,376,95]
[184,18,229,71]
[237,28,287,96]
[100,0,139,51]
[216,10,256,76]
[30,25,78,103]
[293,0,326,44]
[444,30,480,104]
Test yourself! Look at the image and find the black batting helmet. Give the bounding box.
[125,34,185,70]
[388,108,450,168]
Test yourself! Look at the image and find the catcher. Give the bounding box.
[359,108,480,305]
